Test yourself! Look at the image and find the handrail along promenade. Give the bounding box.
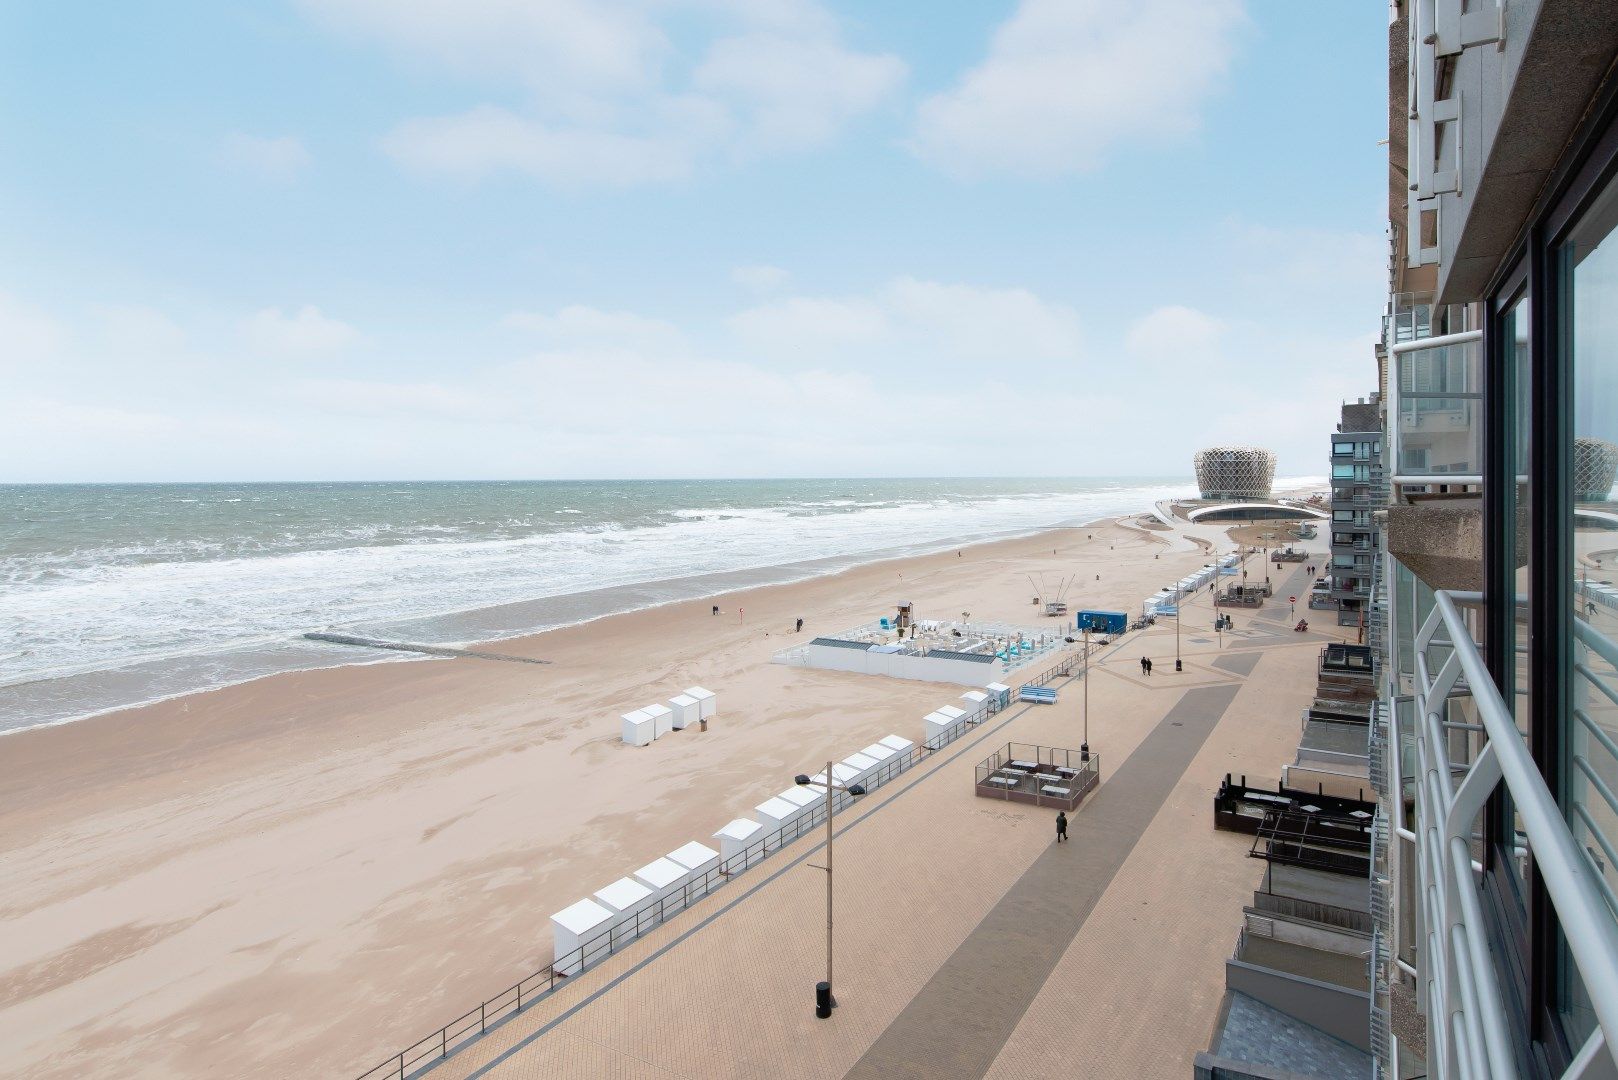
[352,648,1090,1080]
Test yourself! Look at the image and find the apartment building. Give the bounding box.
[1331,401,1384,627]
[1372,2,1618,1078]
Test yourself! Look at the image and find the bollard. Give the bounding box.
[816,981,834,1019]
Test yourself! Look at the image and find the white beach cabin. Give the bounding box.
[841,751,881,787]
[860,741,899,773]
[778,784,826,823]
[685,686,717,719]
[667,840,721,896]
[633,856,690,915]
[621,709,655,747]
[922,711,956,745]
[594,876,656,947]
[959,689,989,713]
[985,682,1012,708]
[812,761,861,789]
[879,734,916,756]
[712,818,764,874]
[643,702,673,739]
[551,898,615,976]
[668,694,699,730]
[936,704,968,724]
[753,795,801,835]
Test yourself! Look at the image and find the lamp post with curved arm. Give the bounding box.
[795,765,866,1019]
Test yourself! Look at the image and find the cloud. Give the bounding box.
[693,33,905,151]
[731,265,792,293]
[1125,305,1223,361]
[728,277,1082,363]
[296,0,667,98]
[289,378,491,419]
[911,0,1244,178]
[307,0,901,186]
[0,293,65,363]
[383,101,726,186]
[727,295,889,351]
[883,277,1081,361]
[501,304,686,352]
[94,304,187,355]
[243,305,364,354]
[220,133,312,180]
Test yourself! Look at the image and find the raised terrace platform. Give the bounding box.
[772,616,1069,686]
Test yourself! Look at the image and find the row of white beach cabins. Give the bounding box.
[555,680,1016,977]
[1142,553,1241,617]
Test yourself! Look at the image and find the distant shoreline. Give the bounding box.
[0,517,1096,737]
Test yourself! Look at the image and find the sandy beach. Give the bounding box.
[0,518,1256,1078]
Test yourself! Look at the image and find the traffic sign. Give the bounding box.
[1288,596,1297,603]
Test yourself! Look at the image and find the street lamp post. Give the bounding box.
[1081,624,1090,760]
[795,766,866,1019]
[1175,580,1183,672]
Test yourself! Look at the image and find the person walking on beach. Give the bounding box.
[1145,658,1154,675]
[1055,811,1068,844]
[795,617,804,633]
[1140,656,1148,675]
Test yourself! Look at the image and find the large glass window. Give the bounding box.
[1559,170,1618,1048]
[1498,295,1533,890]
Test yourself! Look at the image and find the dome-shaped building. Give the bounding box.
[1194,446,1277,500]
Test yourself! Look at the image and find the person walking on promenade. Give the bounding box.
[1055,811,1068,844]
[1140,656,1148,675]
[1146,658,1154,675]
[795,617,804,633]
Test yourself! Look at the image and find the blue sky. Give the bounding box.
[0,1,1389,482]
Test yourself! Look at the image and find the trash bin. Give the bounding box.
[816,981,833,1019]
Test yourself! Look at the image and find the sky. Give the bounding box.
[0,0,1389,483]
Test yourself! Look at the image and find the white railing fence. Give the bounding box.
[1410,590,1618,1077]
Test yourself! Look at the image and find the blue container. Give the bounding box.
[1075,610,1127,634]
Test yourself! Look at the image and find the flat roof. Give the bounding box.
[667,841,719,870]
[551,897,615,935]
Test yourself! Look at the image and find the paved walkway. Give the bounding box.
[368,565,1348,1080]
[844,684,1240,1080]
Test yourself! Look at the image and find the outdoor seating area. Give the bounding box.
[1217,584,1267,608]
[771,606,1070,685]
[973,741,1101,811]
[1211,774,1377,835]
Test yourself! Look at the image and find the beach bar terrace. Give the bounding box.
[772,616,1069,686]
[974,742,1101,812]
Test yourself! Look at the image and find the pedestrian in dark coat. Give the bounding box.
[1055,811,1068,843]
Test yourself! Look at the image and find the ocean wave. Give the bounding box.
[0,478,1213,727]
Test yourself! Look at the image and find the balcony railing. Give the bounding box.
[1390,331,1483,490]
[1401,591,1618,1077]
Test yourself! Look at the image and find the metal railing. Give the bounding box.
[353,667,1057,1080]
[1410,590,1618,1077]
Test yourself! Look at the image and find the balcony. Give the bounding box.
[1391,332,1482,490]
[1394,592,1618,1076]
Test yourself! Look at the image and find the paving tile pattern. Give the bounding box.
[843,685,1240,1080]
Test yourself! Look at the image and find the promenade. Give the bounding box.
[387,562,1343,1080]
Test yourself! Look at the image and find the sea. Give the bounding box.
[0,477,1235,735]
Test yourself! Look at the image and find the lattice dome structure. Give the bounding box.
[1575,437,1618,502]
[1194,446,1277,500]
